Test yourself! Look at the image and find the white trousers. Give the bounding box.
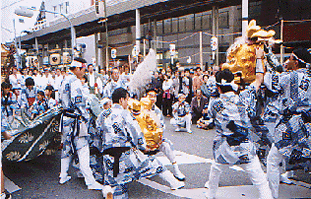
[206,156,273,199]
[171,114,192,131]
[159,141,175,163]
[267,144,284,198]
[60,143,97,186]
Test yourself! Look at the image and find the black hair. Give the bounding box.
[45,85,54,91]
[203,74,209,80]
[146,88,157,94]
[37,90,45,97]
[112,87,128,104]
[25,77,35,86]
[215,69,235,93]
[292,48,311,68]
[184,68,190,72]
[82,74,88,83]
[1,82,11,89]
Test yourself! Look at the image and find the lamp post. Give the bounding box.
[13,18,19,68]
[19,30,31,68]
[15,7,76,61]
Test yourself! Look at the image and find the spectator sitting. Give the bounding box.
[170,93,192,134]
[201,74,211,99]
[190,89,209,124]
[197,104,214,130]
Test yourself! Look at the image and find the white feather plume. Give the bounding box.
[129,49,157,92]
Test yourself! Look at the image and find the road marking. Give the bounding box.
[4,175,21,193]
[156,150,244,172]
[141,151,311,199]
[138,178,311,199]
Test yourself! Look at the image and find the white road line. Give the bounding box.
[141,151,311,199]
[157,150,243,171]
[4,175,21,193]
[138,178,311,199]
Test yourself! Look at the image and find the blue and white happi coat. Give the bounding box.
[208,85,258,165]
[272,69,311,170]
[171,101,191,126]
[96,104,165,198]
[59,73,90,159]
[102,79,127,99]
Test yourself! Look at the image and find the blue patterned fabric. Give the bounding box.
[269,69,311,171]
[59,74,91,158]
[172,101,191,126]
[208,85,258,165]
[2,106,62,162]
[96,104,166,198]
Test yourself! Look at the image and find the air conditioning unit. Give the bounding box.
[95,0,105,18]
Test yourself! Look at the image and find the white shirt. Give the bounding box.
[89,73,95,87]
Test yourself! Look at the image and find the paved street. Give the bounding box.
[3,116,311,199]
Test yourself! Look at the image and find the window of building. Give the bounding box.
[59,3,63,14]
[157,20,163,35]
[219,11,229,29]
[164,18,171,34]
[185,14,194,32]
[202,11,212,30]
[53,6,57,18]
[65,2,69,14]
[195,13,202,30]
[179,16,186,32]
[172,17,178,33]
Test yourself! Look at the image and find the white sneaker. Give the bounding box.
[59,176,71,184]
[88,181,104,190]
[172,164,185,181]
[102,185,114,199]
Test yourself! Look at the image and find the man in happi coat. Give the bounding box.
[59,57,103,190]
[266,48,311,198]
[97,87,184,199]
[170,93,192,134]
[204,47,273,199]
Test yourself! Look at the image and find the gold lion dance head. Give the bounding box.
[222,19,276,84]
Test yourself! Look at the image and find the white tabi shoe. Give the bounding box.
[172,164,185,181]
[204,181,209,188]
[280,172,294,184]
[102,185,114,199]
[59,175,72,184]
[159,170,185,190]
[88,181,104,190]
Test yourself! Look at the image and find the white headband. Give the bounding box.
[216,79,239,91]
[71,60,86,68]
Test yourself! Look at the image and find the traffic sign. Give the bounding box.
[169,43,176,56]
[211,36,218,51]
[111,48,117,59]
[132,45,138,57]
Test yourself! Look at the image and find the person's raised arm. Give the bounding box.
[254,46,265,92]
